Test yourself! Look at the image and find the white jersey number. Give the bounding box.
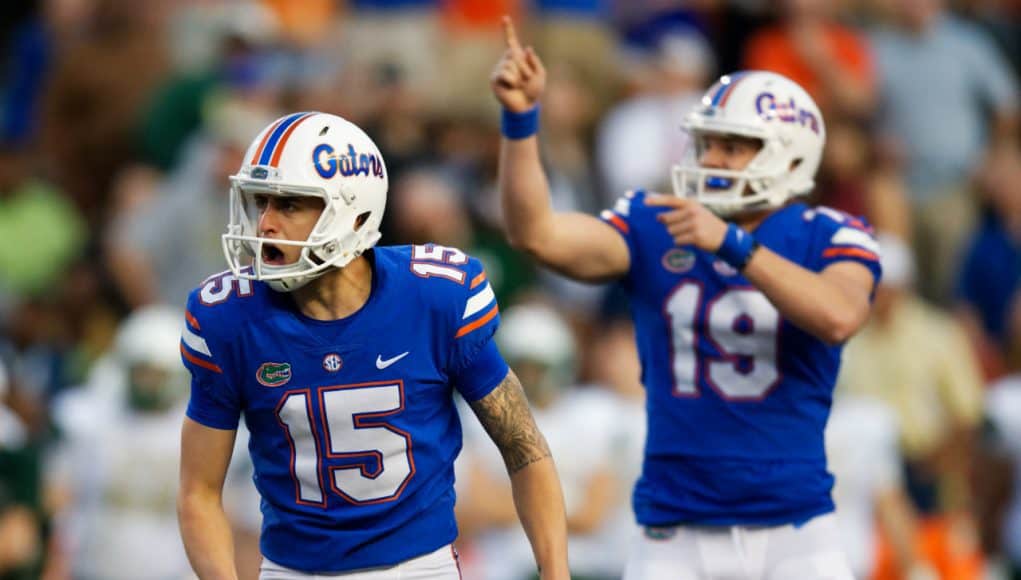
[667,283,780,400]
[410,244,468,284]
[199,271,253,305]
[276,382,413,506]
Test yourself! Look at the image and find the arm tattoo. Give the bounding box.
[469,370,551,474]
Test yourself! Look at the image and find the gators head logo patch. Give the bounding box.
[257,362,292,387]
[662,248,696,273]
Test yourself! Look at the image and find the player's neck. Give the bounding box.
[292,255,373,321]
[731,208,772,231]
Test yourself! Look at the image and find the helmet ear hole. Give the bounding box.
[790,158,803,171]
[354,211,371,231]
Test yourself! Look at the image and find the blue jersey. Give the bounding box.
[600,191,882,526]
[179,245,506,572]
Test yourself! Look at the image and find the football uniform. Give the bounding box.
[181,244,505,573]
[600,191,882,526]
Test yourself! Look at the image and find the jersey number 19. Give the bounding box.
[667,283,780,400]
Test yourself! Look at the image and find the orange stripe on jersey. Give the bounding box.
[249,117,286,165]
[606,213,629,234]
[455,305,499,339]
[180,343,223,374]
[823,247,879,261]
[269,113,314,167]
[470,272,486,289]
[185,310,201,330]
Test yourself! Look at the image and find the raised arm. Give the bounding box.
[491,17,629,283]
[468,369,569,580]
[178,418,240,580]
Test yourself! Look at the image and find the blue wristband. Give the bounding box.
[501,106,540,140]
[716,223,759,271]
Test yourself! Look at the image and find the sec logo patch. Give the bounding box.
[322,353,343,372]
[662,249,696,273]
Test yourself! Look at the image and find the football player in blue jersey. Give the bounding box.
[492,18,881,580]
[176,111,570,579]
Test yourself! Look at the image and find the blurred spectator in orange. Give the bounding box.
[839,233,986,579]
[261,0,334,46]
[597,26,714,198]
[743,0,876,119]
[436,0,520,116]
[869,0,1018,302]
[954,145,1021,381]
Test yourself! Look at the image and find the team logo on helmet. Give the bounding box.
[755,92,821,134]
[662,249,696,273]
[322,353,343,373]
[313,143,386,180]
[256,362,292,387]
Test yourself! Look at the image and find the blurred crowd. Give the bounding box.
[0,0,1018,579]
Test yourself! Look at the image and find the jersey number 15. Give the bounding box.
[276,381,414,507]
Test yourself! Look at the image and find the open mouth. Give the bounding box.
[261,243,286,265]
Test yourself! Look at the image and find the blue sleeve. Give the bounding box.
[810,207,882,287]
[450,340,510,402]
[447,256,505,400]
[599,190,642,264]
[181,289,242,430]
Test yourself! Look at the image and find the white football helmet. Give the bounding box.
[497,303,577,400]
[223,112,388,292]
[114,305,189,411]
[672,71,826,217]
[115,305,185,369]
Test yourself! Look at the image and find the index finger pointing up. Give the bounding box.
[502,16,523,53]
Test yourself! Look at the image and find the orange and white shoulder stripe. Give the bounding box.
[600,190,635,235]
[180,310,223,373]
[456,274,498,339]
[824,226,881,262]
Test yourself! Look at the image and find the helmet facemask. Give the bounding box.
[222,176,381,292]
[672,129,812,218]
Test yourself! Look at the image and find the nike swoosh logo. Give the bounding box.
[375,351,410,370]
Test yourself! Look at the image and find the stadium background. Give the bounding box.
[0,0,1018,578]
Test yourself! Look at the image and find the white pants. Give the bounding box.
[623,513,855,580]
[260,545,461,580]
